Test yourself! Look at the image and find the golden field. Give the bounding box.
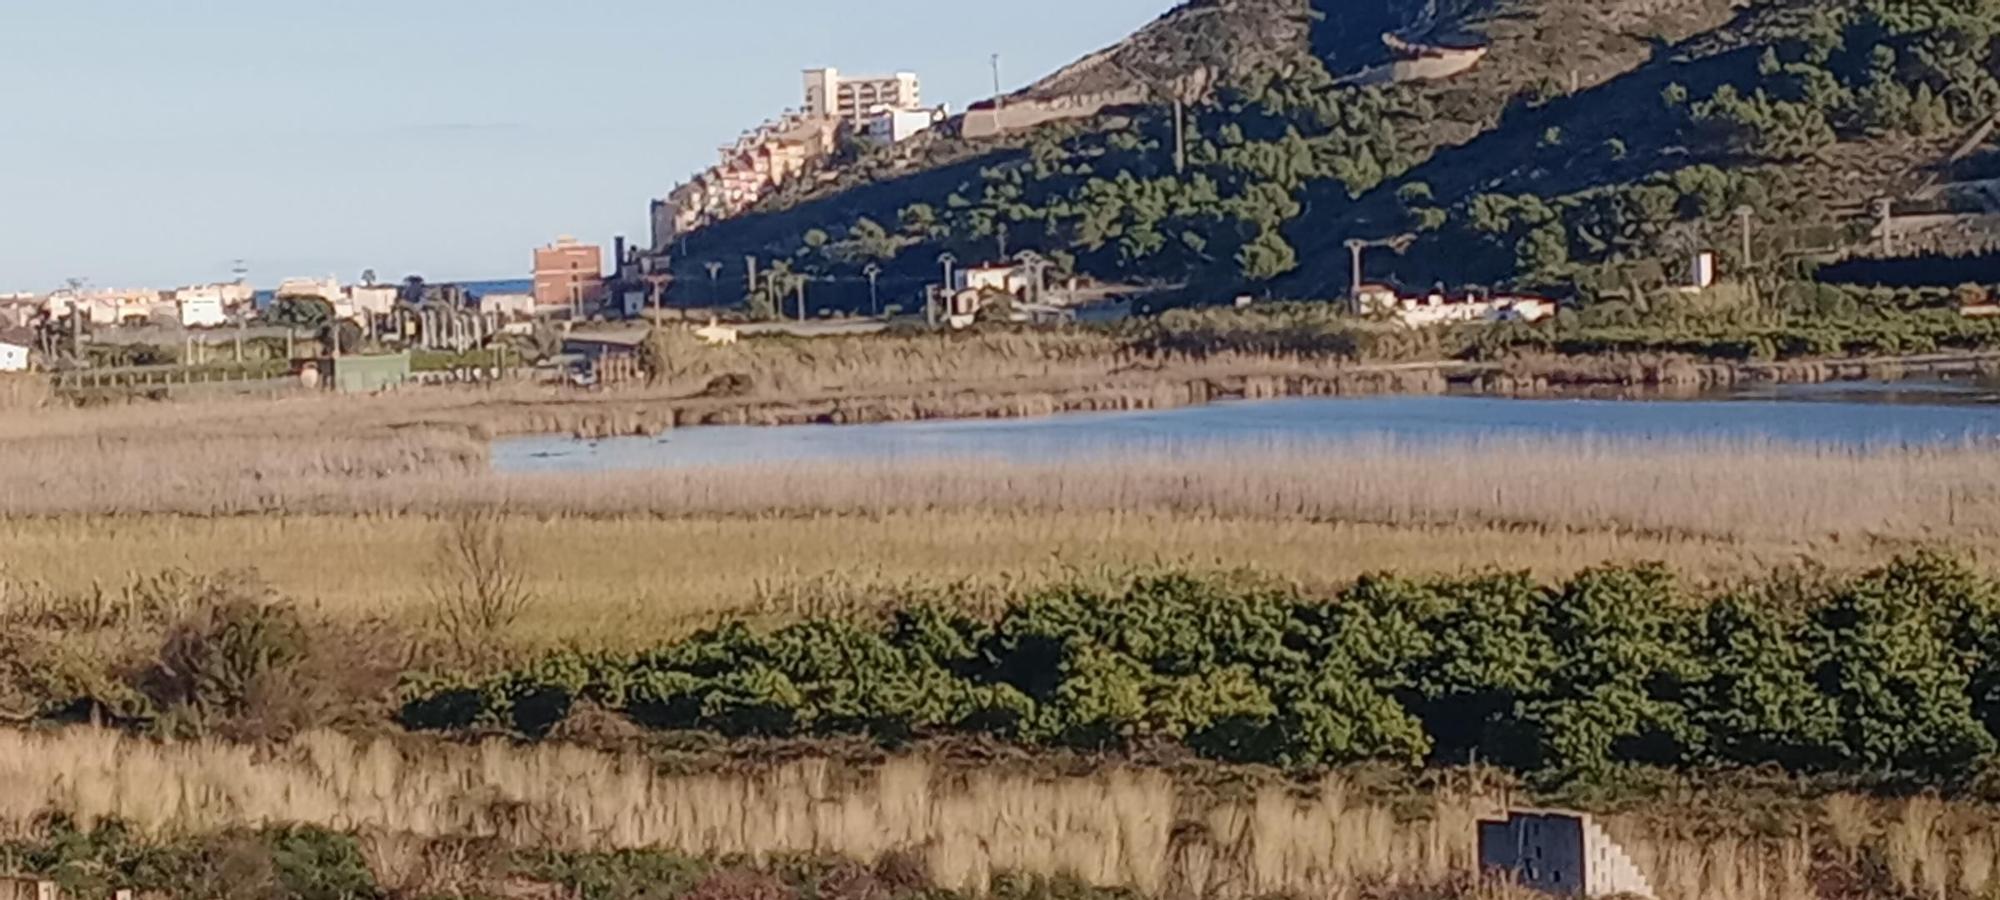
[0,511,1856,649]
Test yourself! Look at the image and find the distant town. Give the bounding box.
[0,63,1585,392]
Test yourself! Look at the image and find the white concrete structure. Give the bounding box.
[1480,809,1655,899]
[694,319,740,346]
[346,285,400,318]
[953,263,1026,296]
[176,289,228,328]
[479,292,536,318]
[804,68,922,127]
[0,339,29,372]
[1363,290,1557,328]
[63,290,170,326]
[865,106,943,144]
[1688,252,1717,289]
[276,276,343,303]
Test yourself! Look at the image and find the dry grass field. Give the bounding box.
[0,431,1995,646]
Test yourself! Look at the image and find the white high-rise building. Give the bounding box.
[804,68,922,127]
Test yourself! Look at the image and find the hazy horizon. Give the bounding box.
[0,0,1170,292]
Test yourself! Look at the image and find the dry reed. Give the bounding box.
[0,726,1485,899]
[3,429,1997,645]
[3,727,1996,900]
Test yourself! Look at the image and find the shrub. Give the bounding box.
[400,558,2000,786]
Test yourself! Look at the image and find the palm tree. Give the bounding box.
[761,261,803,321]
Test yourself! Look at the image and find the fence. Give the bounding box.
[49,363,288,394]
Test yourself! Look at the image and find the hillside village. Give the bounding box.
[629,0,2000,328]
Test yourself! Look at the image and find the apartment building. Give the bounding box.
[804,68,922,127]
[533,236,605,311]
[653,111,839,248]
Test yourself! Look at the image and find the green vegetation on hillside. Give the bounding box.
[674,0,2000,313]
[405,554,2000,789]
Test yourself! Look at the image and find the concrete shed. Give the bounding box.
[1479,808,1656,899]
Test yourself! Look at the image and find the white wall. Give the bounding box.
[179,296,227,328]
[0,342,29,373]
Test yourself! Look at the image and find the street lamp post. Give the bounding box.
[1734,205,1756,271]
[863,263,882,317]
[1013,250,1046,306]
[935,253,957,327]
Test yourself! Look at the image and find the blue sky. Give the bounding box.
[0,0,1171,291]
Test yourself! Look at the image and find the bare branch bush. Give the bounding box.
[427,512,535,656]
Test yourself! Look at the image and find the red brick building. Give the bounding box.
[533,236,605,311]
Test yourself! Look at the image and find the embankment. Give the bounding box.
[0,727,1990,900]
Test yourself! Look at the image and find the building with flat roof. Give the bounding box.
[533,236,605,312]
[804,68,922,127]
[865,106,944,144]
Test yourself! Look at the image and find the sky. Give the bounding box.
[0,0,1172,292]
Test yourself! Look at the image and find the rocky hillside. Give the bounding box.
[661,0,2000,314]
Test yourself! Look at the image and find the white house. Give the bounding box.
[346,285,401,318]
[479,292,536,319]
[864,106,944,144]
[953,263,1026,296]
[173,286,230,328]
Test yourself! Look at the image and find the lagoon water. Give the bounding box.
[494,381,2000,474]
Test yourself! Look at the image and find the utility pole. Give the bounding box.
[1173,95,1187,175]
[745,256,760,307]
[795,276,807,323]
[863,263,882,317]
[992,54,1004,110]
[996,222,1009,259]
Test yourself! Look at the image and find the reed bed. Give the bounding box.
[489,436,2000,543]
[0,726,1990,900]
[4,431,1996,542]
[1,431,1995,645]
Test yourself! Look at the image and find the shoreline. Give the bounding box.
[552,350,2000,439]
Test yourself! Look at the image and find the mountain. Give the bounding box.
[655,0,2000,314]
